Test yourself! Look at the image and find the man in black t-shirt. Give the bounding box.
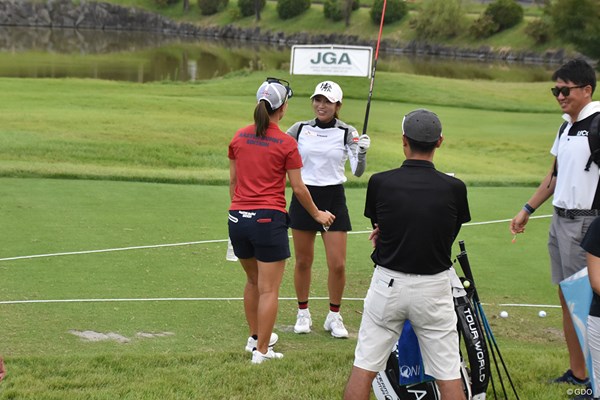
[343,109,470,400]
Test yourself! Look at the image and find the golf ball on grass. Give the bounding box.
[538,310,547,318]
[499,311,508,318]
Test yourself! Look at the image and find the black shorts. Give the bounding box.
[289,184,351,232]
[228,209,291,262]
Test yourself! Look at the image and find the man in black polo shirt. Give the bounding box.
[343,109,470,400]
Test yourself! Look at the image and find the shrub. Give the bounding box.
[324,0,344,21]
[197,0,228,15]
[484,0,523,31]
[238,0,266,17]
[276,0,310,19]
[469,14,499,39]
[370,0,407,25]
[524,18,551,44]
[324,0,360,23]
[548,0,600,58]
[411,0,467,40]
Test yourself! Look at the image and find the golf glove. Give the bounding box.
[358,134,370,153]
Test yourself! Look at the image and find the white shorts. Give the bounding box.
[353,266,461,380]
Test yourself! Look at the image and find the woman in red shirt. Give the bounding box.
[0,356,5,382]
[228,78,334,364]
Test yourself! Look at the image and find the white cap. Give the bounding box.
[311,81,343,103]
[256,80,289,110]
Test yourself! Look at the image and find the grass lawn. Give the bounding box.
[0,178,574,399]
[0,59,586,398]
[0,71,561,186]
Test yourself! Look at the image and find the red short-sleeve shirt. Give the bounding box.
[228,122,303,213]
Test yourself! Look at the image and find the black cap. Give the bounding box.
[402,109,442,142]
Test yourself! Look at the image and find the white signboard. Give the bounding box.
[290,44,372,77]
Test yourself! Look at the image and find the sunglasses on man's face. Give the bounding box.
[551,85,587,97]
[266,77,293,99]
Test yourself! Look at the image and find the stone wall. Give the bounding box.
[0,0,576,64]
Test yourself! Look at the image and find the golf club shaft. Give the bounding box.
[458,241,520,399]
[362,0,387,136]
[478,303,521,399]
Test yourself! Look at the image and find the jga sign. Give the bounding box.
[290,45,372,77]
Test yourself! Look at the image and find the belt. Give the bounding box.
[554,206,600,219]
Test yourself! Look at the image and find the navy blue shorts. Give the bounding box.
[228,209,290,262]
[289,184,351,232]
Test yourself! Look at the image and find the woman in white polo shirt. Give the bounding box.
[286,81,370,338]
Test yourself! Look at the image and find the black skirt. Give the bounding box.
[289,184,351,232]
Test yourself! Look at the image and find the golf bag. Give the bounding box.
[372,268,490,400]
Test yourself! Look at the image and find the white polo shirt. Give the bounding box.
[287,118,366,186]
[551,101,600,210]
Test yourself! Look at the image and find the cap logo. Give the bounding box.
[319,82,333,92]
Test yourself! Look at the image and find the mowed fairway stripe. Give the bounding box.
[0,297,365,305]
[0,239,229,261]
[0,215,552,262]
[0,214,556,308]
[0,298,559,308]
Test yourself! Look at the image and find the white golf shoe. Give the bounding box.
[245,332,279,353]
[323,311,348,338]
[251,348,284,364]
[294,309,312,334]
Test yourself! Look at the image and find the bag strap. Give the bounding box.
[585,112,600,171]
[553,121,569,177]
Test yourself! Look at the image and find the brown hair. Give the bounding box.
[254,100,275,138]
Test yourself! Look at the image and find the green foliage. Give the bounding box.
[484,0,524,31]
[323,0,358,21]
[524,18,552,45]
[276,0,311,19]
[548,0,600,59]
[237,0,266,17]
[197,0,228,15]
[411,0,467,40]
[323,0,343,21]
[469,14,499,39]
[370,0,407,25]
[154,0,178,6]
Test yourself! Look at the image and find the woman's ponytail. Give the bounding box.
[254,100,273,138]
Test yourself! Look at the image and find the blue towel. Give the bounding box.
[397,321,435,385]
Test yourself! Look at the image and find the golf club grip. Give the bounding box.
[362,53,378,136]
[457,241,480,302]
[457,241,472,280]
[362,90,373,136]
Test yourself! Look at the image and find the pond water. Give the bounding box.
[0,26,558,83]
